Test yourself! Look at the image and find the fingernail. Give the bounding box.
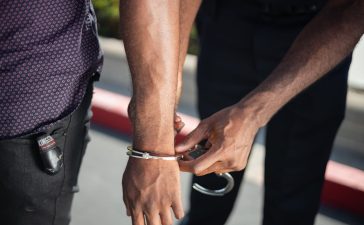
[178,212,185,219]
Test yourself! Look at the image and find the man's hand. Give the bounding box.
[122,159,184,225]
[175,105,260,176]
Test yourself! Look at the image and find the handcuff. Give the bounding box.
[127,145,234,196]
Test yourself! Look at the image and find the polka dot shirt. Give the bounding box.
[0,0,103,139]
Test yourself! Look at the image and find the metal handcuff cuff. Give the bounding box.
[127,145,234,196]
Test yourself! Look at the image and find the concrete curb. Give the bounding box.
[91,87,364,216]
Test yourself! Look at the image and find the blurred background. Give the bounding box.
[70,1,364,224]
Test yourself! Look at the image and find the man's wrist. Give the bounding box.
[129,102,176,155]
[132,126,175,155]
[132,141,175,155]
[236,91,278,127]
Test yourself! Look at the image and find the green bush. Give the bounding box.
[93,0,120,39]
[92,0,199,55]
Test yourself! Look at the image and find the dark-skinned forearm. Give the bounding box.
[120,0,180,154]
[239,0,364,127]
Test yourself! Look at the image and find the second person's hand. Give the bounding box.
[175,104,260,176]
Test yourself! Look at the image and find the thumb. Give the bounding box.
[175,123,208,153]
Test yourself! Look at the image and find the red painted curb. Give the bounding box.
[91,87,364,216]
[91,88,133,136]
[322,161,364,215]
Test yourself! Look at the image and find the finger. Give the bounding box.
[197,161,226,176]
[174,114,182,122]
[160,209,173,225]
[171,196,184,220]
[214,169,236,174]
[205,140,212,149]
[179,146,220,175]
[175,121,185,133]
[144,212,160,225]
[122,188,131,216]
[175,124,209,153]
[131,210,145,225]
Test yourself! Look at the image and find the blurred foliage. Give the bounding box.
[92,0,120,39]
[189,25,200,55]
[92,0,199,55]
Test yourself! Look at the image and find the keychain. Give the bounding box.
[37,134,63,175]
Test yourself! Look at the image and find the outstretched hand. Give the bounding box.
[175,105,260,176]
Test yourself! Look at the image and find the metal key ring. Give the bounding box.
[192,172,234,196]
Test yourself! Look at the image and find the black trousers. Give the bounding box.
[182,1,350,225]
[0,79,94,225]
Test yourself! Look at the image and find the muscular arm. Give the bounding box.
[177,0,364,175]
[119,0,200,224]
[121,0,201,152]
[240,0,364,126]
[120,0,179,153]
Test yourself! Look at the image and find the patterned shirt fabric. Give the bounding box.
[0,0,103,139]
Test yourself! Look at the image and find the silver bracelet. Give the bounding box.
[127,146,182,161]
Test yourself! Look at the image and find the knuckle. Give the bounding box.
[162,218,173,225]
[228,161,241,171]
[195,172,204,177]
[178,211,185,219]
[226,159,235,168]
[236,161,247,171]
[129,202,139,211]
[236,164,246,171]
[142,203,155,214]
[231,165,240,171]
[191,166,199,175]
[192,167,204,176]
